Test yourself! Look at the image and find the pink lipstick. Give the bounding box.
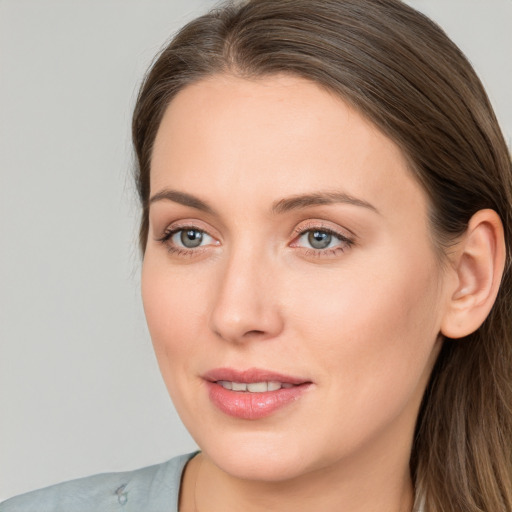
[203,368,312,420]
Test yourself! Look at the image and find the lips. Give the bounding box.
[203,368,312,420]
[217,380,295,392]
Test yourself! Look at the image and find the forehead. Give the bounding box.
[150,73,427,221]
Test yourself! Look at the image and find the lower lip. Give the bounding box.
[206,381,311,420]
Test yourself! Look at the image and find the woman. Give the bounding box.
[2,0,511,511]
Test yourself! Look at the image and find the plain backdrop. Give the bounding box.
[0,0,510,501]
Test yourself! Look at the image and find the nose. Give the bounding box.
[208,247,284,344]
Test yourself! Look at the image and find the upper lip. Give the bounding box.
[203,367,310,385]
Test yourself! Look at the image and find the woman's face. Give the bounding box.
[142,74,450,481]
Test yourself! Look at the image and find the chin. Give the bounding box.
[212,449,309,482]
[196,430,320,482]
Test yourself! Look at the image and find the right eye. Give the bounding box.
[172,228,212,248]
[158,226,218,254]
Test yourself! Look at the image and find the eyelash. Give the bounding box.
[291,223,354,257]
[157,225,214,256]
[157,223,354,257]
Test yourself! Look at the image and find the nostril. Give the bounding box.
[244,329,266,337]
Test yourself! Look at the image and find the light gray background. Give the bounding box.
[0,0,510,501]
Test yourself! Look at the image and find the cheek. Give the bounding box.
[291,248,442,405]
[141,257,207,371]
[278,253,442,462]
[141,257,214,428]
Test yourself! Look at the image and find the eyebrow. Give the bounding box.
[149,189,215,214]
[149,188,378,215]
[271,191,379,215]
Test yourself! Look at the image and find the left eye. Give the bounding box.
[297,229,347,250]
[171,229,214,248]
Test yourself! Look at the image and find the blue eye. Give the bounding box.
[170,228,214,249]
[306,230,334,249]
[157,226,217,253]
[296,229,351,251]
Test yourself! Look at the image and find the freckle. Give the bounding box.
[115,484,128,505]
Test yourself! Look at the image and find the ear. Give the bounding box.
[440,209,506,339]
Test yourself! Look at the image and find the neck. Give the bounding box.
[185,434,415,512]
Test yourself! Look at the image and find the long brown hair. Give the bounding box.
[132,1,512,510]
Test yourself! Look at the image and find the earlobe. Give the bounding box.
[440,209,506,339]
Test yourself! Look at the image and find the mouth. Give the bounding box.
[203,368,312,420]
[216,380,296,392]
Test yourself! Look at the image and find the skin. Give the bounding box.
[142,74,455,512]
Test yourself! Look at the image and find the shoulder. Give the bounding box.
[0,452,197,512]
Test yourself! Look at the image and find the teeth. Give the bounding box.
[267,381,282,391]
[217,381,296,392]
[247,382,267,392]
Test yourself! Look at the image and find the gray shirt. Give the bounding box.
[1,452,425,512]
[0,452,195,512]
